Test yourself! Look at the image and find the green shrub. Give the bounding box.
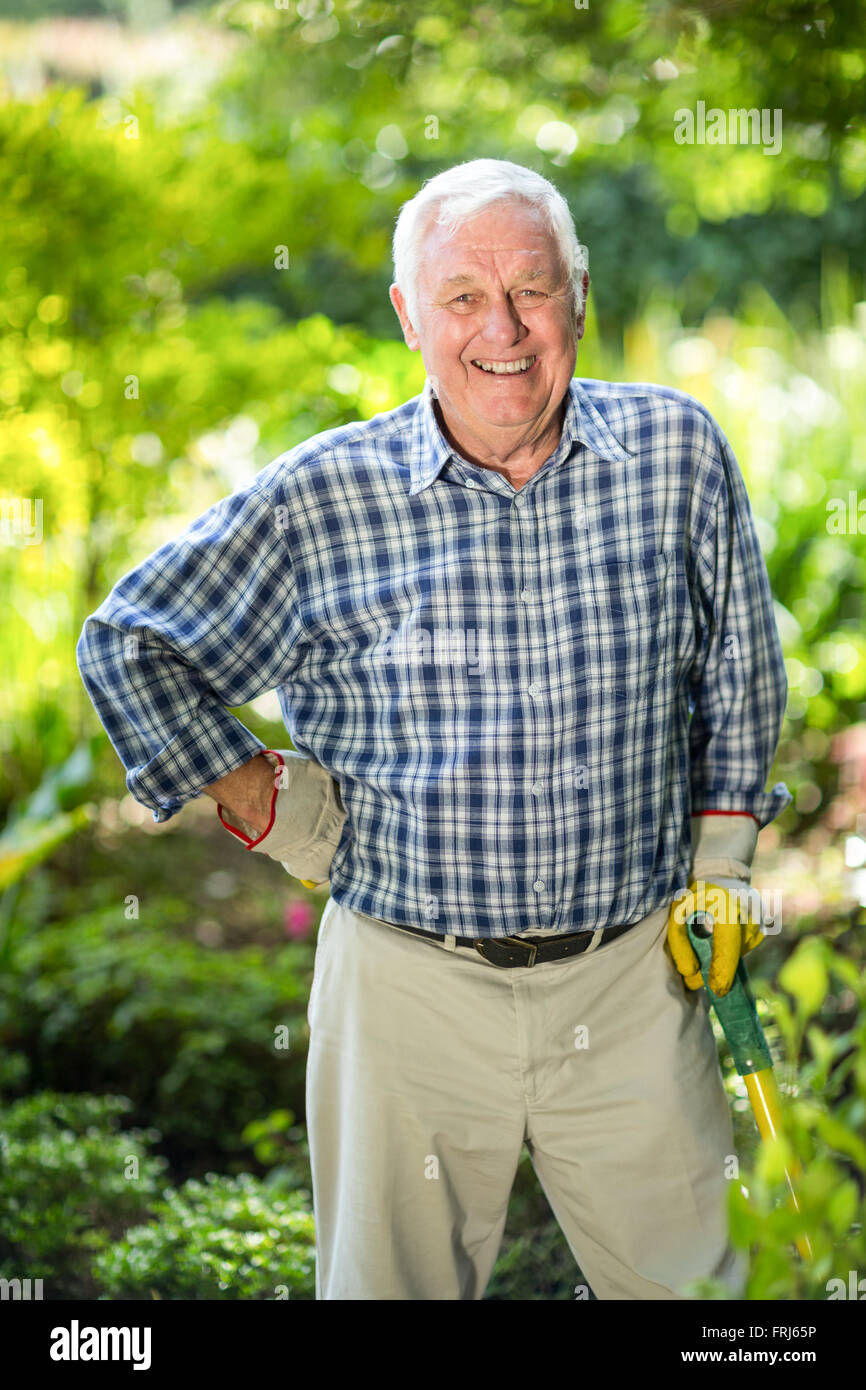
[0,1091,168,1298]
[686,935,866,1300]
[0,904,312,1164]
[93,1172,316,1301]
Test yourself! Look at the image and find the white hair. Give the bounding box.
[391,158,589,329]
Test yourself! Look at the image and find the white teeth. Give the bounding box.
[472,356,536,374]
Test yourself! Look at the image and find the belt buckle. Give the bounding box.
[475,936,539,968]
[512,938,538,967]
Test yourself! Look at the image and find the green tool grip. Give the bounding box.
[685,915,773,1076]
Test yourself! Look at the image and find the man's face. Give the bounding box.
[389,199,586,457]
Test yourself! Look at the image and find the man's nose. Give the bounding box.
[478,293,527,345]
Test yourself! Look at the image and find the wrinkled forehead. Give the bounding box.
[418,204,566,290]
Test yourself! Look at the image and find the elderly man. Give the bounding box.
[77,158,791,1301]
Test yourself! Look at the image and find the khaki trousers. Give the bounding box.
[305,896,746,1300]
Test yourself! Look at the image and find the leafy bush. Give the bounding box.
[686,934,866,1300]
[240,1107,312,1186]
[0,1091,168,1298]
[0,1088,316,1300]
[93,1172,315,1301]
[0,904,313,1164]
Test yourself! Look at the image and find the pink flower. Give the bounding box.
[283,898,315,939]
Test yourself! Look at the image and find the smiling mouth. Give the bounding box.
[470,355,537,375]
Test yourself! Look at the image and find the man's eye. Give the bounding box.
[517,288,545,299]
[452,294,476,305]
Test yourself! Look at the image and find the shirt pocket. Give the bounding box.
[579,549,676,697]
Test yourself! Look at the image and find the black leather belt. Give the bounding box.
[390,918,635,968]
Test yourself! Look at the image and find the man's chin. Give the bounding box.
[468,397,546,430]
[435,386,560,452]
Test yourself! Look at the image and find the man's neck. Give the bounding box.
[434,399,565,491]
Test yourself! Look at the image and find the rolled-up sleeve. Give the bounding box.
[76,481,307,822]
[687,432,792,846]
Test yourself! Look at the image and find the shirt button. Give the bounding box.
[531,782,543,795]
[528,683,540,697]
[520,588,532,602]
[533,879,545,892]
[465,478,476,488]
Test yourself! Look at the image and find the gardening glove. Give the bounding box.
[217,749,346,888]
[667,811,766,997]
[667,876,766,997]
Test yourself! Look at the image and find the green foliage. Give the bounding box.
[0,1087,316,1301]
[93,1171,316,1301]
[210,0,866,329]
[687,935,866,1300]
[0,903,312,1162]
[0,804,91,895]
[0,743,97,918]
[0,1091,168,1297]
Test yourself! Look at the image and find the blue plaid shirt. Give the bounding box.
[77,376,791,938]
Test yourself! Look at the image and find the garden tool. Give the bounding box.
[685,913,813,1262]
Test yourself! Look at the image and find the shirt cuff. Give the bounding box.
[690,783,793,829]
[126,715,267,823]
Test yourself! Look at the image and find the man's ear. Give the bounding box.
[574,271,590,342]
[389,283,421,351]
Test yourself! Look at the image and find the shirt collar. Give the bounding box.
[407,376,632,495]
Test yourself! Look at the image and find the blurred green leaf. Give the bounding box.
[778,940,830,1020]
[0,804,92,892]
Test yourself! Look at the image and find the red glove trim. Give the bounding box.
[693,809,759,823]
[216,749,284,848]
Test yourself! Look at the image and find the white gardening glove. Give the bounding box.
[217,749,346,887]
[688,811,758,885]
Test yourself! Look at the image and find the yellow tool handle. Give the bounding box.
[743,1068,813,1261]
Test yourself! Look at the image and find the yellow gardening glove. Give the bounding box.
[667,878,765,998]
